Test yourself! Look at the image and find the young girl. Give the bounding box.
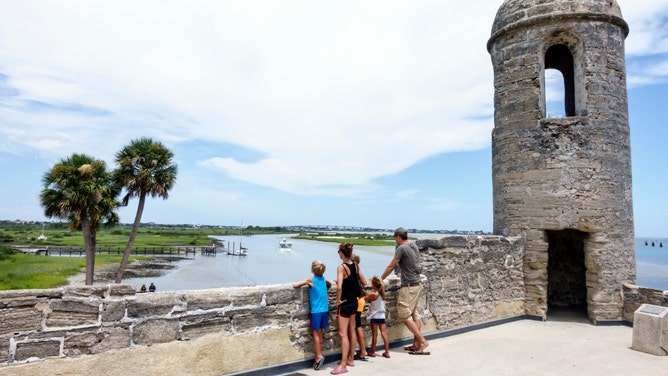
[364,276,390,358]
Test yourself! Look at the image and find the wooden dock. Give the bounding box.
[33,246,218,257]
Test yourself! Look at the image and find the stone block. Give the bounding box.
[14,339,62,361]
[133,318,179,345]
[0,308,43,333]
[631,304,668,356]
[46,298,100,328]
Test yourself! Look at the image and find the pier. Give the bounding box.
[31,245,216,257]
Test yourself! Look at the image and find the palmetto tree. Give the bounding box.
[113,138,177,283]
[40,154,120,285]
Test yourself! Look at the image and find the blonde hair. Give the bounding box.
[311,260,326,276]
[371,276,386,300]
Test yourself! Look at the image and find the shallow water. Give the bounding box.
[122,234,668,292]
[122,234,395,292]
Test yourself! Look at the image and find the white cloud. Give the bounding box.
[0,0,500,198]
[0,0,666,210]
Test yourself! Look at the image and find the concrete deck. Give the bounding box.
[268,311,665,376]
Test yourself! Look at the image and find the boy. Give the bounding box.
[293,260,332,370]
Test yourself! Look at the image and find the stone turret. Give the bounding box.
[487,0,635,322]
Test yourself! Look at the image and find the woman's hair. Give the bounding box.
[351,253,360,264]
[338,242,353,258]
[311,260,326,276]
[371,276,386,300]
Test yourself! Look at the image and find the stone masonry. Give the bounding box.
[0,235,526,375]
[487,0,635,322]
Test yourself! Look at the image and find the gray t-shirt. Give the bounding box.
[395,242,420,286]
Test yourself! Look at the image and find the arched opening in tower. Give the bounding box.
[545,44,575,117]
[546,229,588,318]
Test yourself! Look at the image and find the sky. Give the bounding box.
[0,1,666,237]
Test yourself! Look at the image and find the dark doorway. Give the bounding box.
[546,229,588,317]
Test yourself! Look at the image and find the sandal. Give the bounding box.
[382,351,391,358]
[330,366,348,375]
[403,345,417,351]
[313,357,325,370]
[367,351,376,357]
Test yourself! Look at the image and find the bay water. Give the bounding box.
[122,234,668,292]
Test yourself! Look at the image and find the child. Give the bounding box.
[293,260,332,370]
[364,276,390,358]
[350,253,369,361]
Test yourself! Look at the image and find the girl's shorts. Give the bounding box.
[370,318,386,325]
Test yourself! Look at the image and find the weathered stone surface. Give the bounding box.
[108,284,137,296]
[0,296,44,309]
[133,318,179,345]
[0,308,43,333]
[14,339,61,361]
[0,288,62,300]
[101,300,126,322]
[46,298,100,328]
[127,292,186,317]
[63,285,108,298]
[184,289,233,311]
[64,326,130,355]
[180,312,231,340]
[488,0,635,322]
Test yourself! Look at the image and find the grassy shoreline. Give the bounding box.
[1,224,396,290]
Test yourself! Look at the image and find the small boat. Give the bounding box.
[278,237,293,252]
[37,223,47,241]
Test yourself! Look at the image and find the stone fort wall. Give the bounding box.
[1,235,527,375]
[2,234,665,375]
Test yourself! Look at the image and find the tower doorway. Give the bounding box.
[546,229,588,318]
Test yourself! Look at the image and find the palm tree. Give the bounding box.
[40,154,120,285]
[113,138,177,283]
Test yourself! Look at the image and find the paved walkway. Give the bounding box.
[277,313,666,376]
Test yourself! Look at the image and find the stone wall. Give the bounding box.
[622,284,668,323]
[0,235,525,375]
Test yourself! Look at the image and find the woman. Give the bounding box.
[331,242,366,375]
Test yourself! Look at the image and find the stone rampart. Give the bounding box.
[623,284,668,323]
[0,235,525,375]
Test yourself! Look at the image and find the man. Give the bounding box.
[380,227,429,355]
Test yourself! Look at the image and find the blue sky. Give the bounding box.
[0,1,666,237]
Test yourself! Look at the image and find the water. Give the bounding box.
[123,235,668,292]
[636,237,668,290]
[123,234,396,292]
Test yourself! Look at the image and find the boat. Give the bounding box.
[37,224,47,241]
[278,237,293,252]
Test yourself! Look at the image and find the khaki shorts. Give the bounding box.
[397,284,422,321]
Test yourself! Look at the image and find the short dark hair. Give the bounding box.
[393,227,408,240]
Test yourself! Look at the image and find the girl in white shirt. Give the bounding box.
[364,276,390,358]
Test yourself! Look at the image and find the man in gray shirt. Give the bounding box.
[380,227,429,355]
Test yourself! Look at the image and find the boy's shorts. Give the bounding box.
[311,312,329,330]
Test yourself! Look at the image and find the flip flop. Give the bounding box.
[408,350,431,355]
[353,354,368,361]
[314,357,325,370]
[403,345,417,351]
[330,366,348,375]
[382,351,391,358]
